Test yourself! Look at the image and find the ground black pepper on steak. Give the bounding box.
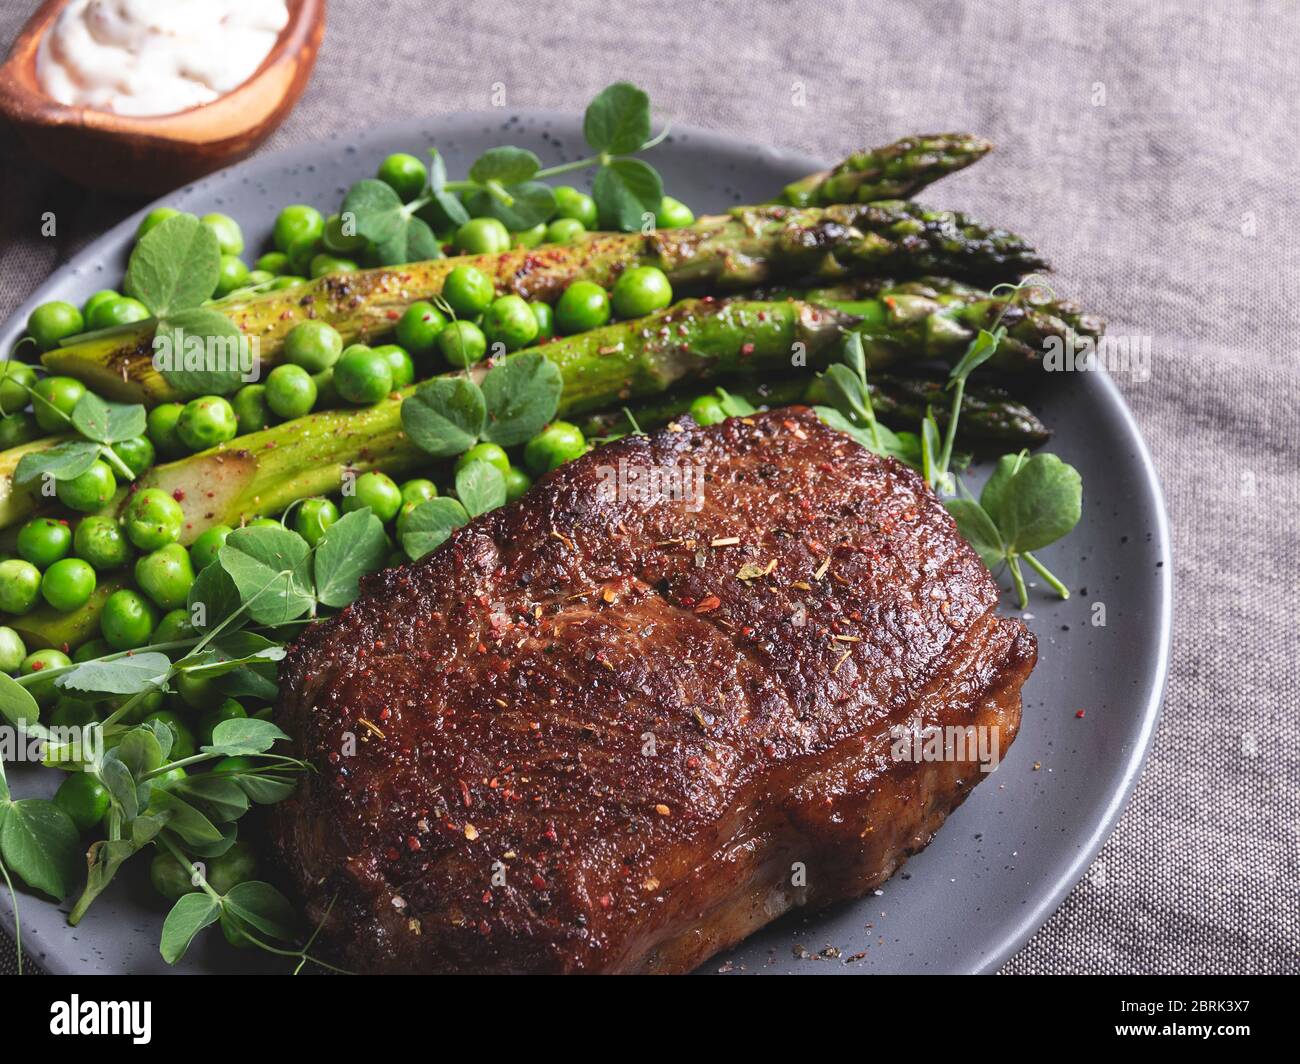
[268,406,1035,973]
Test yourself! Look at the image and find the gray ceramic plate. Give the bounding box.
[0,113,1171,975]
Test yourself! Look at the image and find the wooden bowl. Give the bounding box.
[0,0,326,197]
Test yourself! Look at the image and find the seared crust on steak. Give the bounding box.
[269,407,1035,973]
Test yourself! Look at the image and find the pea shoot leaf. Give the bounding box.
[584,82,653,155]
[154,306,248,397]
[373,214,443,266]
[0,798,81,899]
[462,181,557,231]
[217,666,278,703]
[715,387,757,418]
[13,439,101,485]
[593,158,663,232]
[222,881,297,941]
[56,652,171,696]
[400,497,470,560]
[187,561,244,634]
[401,377,486,457]
[172,775,249,823]
[313,507,388,608]
[217,526,315,625]
[469,146,541,186]
[124,213,219,318]
[205,717,290,757]
[70,391,147,445]
[147,789,223,847]
[342,179,408,243]
[0,672,41,729]
[175,633,285,678]
[944,498,1006,571]
[455,460,506,518]
[114,727,166,779]
[425,149,471,228]
[949,326,1006,384]
[480,352,564,446]
[160,893,222,964]
[232,771,297,805]
[983,452,1082,553]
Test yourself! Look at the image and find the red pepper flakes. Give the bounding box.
[406,836,421,852]
[695,596,721,613]
[482,890,493,904]
[598,894,612,909]
[1075,709,1086,718]
[531,873,547,890]
[385,309,400,320]
[172,489,185,501]
[740,342,755,358]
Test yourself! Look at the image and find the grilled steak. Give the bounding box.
[269,407,1035,973]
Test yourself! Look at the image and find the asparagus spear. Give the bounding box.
[780,134,992,207]
[42,201,1047,405]
[579,374,1050,448]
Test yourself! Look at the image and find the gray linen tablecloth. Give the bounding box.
[1,0,1296,975]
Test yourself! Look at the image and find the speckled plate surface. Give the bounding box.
[0,113,1171,975]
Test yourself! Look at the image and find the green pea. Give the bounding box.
[213,255,251,297]
[189,524,232,571]
[256,251,290,275]
[312,367,339,407]
[150,852,196,901]
[81,290,120,320]
[87,295,150,331]
[437,321,487,368]
[555,281,610,335]
[441,265,494,316]
[530,301,555,341]
[0,361,38,415]
[689,394,728,426]
[153,607,197,644]
[122,487,184,551]
[655,196,695,229]
[176,396,238,451]
[114,435,156,478]
[242,270,275,290]
[26,301,84,351]
[377,152,429,202]
[273,205,325,254]
[294,497,338,547]
[20,648,71,709]
[322,213,368,254]
[201,213,245,256]
[372,344,415,389]
[175,669,222,712]
[456,442,510,475]
[73,514,131,570]
[503,466,532,501]
[545,217,586,244]
[73,638,112,663]
[231,384,272,433]
[270,275,308,290]
[524,421,587,474]
[310,253,359,279]
[512,223,548,249]
[196,698,246,749]
[100,589,159,650]
[221,914,255,950]
[482,294,539,352]
[56,460,116,513]
[395,301,448,355]
[612,266,673,319]
[265,364,318,419]
[343,472,402,522]
[0,626,27,673]
[55,773,110,834]
[16,517,72,568]
[143,710,195,761]
[31,375,85,432]
[0,411,40,449]
[334,345,394,405]
[40,557,96,612]
[284,320,343,373]
[0,559,41,615]
[455,217,511,255]
[553,186,599,228]
[147,403,187,458]
[400,478,438,506]
[135,543,194,610]
[135,207,180,240]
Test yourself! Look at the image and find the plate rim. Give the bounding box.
[0,111,1174,975]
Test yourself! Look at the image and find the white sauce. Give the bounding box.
[37,0,289,117]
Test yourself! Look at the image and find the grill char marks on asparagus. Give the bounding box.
[781,133,993,207]
[41,202,1048,405]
